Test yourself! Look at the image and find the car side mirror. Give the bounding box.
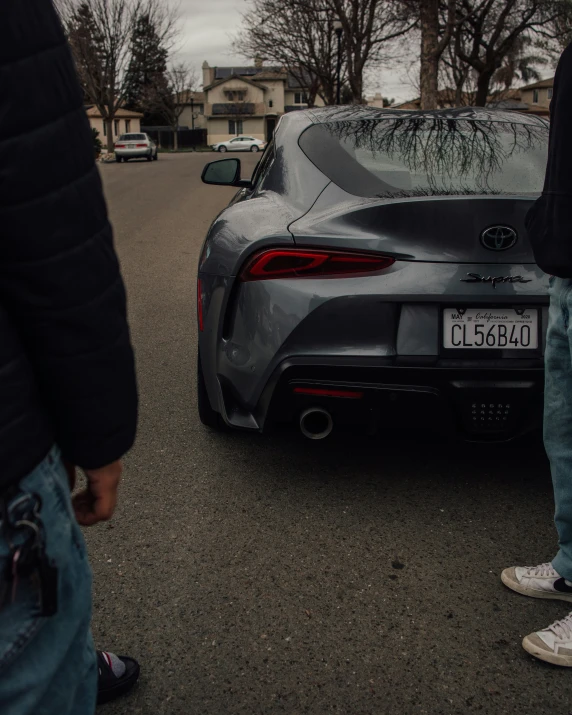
[201,158,252,188]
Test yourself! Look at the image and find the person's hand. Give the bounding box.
[63,460,77,491]
[72,460,123,526]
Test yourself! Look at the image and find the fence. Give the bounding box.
[141,127,208,150]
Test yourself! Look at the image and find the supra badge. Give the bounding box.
[461,273,532,288]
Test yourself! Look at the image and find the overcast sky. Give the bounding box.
[172,0,416,103]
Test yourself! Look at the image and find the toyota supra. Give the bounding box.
[197,107,549,441]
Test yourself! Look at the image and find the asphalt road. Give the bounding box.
[88,152,570,715]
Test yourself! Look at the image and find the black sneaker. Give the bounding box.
[96,650,140,705]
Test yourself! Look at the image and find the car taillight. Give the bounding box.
[240,248,395,281]
[135,143,147,147]
[115,144,125,148]
[294,387,363,399]
[197,278,204,331]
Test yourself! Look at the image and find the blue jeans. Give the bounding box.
[0,447,97,715]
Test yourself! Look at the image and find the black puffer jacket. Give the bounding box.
[0,0,138,491]
[526,42,572,277]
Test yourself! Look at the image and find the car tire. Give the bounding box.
[115,156,122,163]
[197,352,228,431]
[218,146,227,153]
[153,152,158,161]
[250,145,259,152]
[146,153,152,161]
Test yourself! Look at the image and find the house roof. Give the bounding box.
[392,99,420,109]
[175,90,205,104]
[85,106,143,118]
[287,68,315,89]
[203,74,268,92]
[487,97,524,110]
[251,71,287,82]
[214,65,282,80]
[520,77,554,91]
[209,64,314,90]
[521,105,551,115]
[394,87,529,111]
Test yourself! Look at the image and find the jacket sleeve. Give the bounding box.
[0,0,138,469]
[526,41,572,278]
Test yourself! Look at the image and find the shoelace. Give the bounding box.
[524,562,557,577]
[548,612,572,641]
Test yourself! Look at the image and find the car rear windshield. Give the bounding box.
[119,134,146,141]
[298,117,549,198]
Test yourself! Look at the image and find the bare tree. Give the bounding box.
[448,0,571,106]
[144,63,198,149]
[236,0,343,105]
[441,38,474,105]
[57,0,178,152]
[327,0,416,103]
[415,0,460,109]
[238,0,414,105]
[540,11,572,59]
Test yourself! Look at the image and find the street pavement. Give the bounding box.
[89,153,570,714]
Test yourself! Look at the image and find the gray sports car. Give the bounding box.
[197,107,549,441]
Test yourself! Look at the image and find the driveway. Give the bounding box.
[89,153,568,714]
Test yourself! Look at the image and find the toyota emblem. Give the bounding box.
[481,225,518,251]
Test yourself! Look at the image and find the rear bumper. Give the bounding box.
[218,357,544,442]
[115,149,152,158]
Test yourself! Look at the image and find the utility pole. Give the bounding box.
[334,18,343,105]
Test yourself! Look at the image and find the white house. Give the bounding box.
[201,61,325,145]
[86,106,144,144]
[175,90,207,130]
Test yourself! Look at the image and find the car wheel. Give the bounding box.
[115,156,122,163]
[218,146,227,152]
[153,152,158,161]
[146,153,152,161]
[197,352,228,431]
[250,145,259,152]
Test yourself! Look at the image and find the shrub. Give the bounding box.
[92,127,103,156]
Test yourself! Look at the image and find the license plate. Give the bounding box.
[443,308,538,349]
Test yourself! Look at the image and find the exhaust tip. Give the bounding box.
[299,407,333,440]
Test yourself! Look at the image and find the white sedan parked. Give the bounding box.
[212,136,266,153]
[114,133,158,162]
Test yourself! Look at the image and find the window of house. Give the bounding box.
[225,90,246,102]
[533,89,539,104]
[114,119,120,135]
[547,88,553,100]
[125,119,131,132]
[269,99,274,108]
[294,92,308,104]
[103,122,107,137]
[229,120,243,135]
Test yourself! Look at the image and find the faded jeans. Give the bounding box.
[0,446,97,715]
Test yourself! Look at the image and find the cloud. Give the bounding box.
[171,0,246,70]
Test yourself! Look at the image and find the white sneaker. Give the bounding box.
[523,613,572,666]
[501,562,572,602]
